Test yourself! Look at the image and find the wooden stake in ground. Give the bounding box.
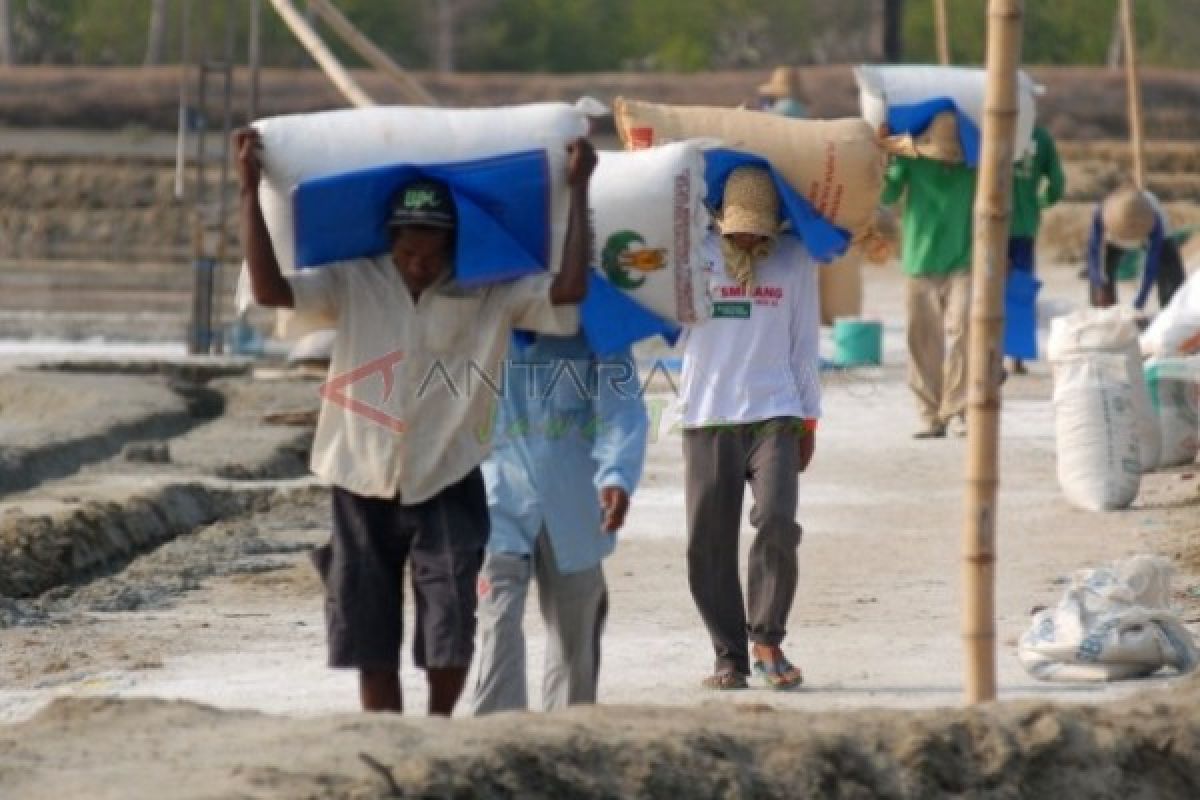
[1120,0,1146,188]
[265,0,374,108]
[963,0,1023,706]
[934,0,951,65]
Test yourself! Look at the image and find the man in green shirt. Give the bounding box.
[881,155,977,439]
[1007,125,1065,374]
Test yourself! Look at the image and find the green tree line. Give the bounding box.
[1,0,1196,71]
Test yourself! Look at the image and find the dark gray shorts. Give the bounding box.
[311,469,489,671]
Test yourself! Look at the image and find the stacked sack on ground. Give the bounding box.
[1141,268,1200,469]
[1049,308,1200,512]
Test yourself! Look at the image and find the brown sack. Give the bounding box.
[819,248,864,326]
[1102,187,1156,247]
[614,98,885,241]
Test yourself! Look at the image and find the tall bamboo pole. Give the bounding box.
[963,0,1023,706]
[934,0,951,65]
[1120,0,1146,189]
[266,0,374,108]
[308,0,436,105]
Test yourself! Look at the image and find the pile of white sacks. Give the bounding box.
[1049,299,1200,512]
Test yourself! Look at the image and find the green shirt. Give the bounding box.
[1010,126,1065,238]
[880,156,977,277]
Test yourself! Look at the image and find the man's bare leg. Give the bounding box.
[427,667,468,716]
[360,669,402,712]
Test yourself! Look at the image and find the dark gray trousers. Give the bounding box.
[684,418,804,676]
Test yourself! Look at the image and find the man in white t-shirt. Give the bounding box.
[234,128,596,715]
[680,166,819,691]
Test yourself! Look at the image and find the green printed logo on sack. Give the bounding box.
[602,230,667,290]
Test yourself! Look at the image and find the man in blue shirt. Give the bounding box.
[470,332,649,713]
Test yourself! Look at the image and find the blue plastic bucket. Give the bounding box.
[833,317,883,367]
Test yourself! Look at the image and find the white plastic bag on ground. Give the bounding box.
[236,101,597,337]
[1018,555,1200,681]
[1141,269,1200,358]
[855,64,1038,161]
[1049,308,1160,472]
[590,142,710,324]
[1052,354,1141,511]
[1145,356,1200,468]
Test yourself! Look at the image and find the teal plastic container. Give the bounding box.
[833,317,883,367]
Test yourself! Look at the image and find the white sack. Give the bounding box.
[591,142,710,324]
[1018,555,1199,682]
[1052,355,1141,512]
[1146,356,1200,469]
[236,102,596,336]
[1141,269,1200,358]
[855,65,1038,161]
[1049,308,1160,472]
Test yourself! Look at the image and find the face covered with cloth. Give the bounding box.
[716,166,781,289]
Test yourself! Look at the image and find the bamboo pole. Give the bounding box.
[308,0,436,105]
[265,0,374,108]
[963,0,1023,706]
[173,0,192,200]
[1120,0,1146,189]
[934,0,951,65]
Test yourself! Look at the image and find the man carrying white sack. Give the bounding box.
[234,127,596,716]
[680,166,819,691]
[879,148,977,439]
[470,330,648,715]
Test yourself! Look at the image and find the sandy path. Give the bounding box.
[2,264,1196,724]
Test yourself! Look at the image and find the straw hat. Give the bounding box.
[757,66,801,99]
[1102,186,1156,246]
[718,167,780,238]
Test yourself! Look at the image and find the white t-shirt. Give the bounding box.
[679,232,822,428]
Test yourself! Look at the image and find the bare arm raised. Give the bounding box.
[234,128,295,308]
[548,137,597,305]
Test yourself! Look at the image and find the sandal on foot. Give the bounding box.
[701,668,748,690]
[753,656,803,690]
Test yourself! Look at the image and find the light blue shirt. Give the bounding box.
[481,332,649,574]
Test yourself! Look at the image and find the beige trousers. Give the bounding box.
[905,271,971,427]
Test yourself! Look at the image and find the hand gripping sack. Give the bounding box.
[1052,355,1142,512]
[1048,308,1161,472]
[856,64,1038,166]
[590,142,710,325]
[237,102,594,336]
[612,98,884,243]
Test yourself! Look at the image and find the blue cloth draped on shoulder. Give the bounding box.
[292,149,551,286]
[886,97,982,169]
[703,148,851,264]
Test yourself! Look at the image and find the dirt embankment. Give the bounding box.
[3,675,1199,800]
[3,65,1200,140]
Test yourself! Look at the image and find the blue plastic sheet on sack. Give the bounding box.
[702,148,851,264]
[886,97,982,168]
[292,149,551,286]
